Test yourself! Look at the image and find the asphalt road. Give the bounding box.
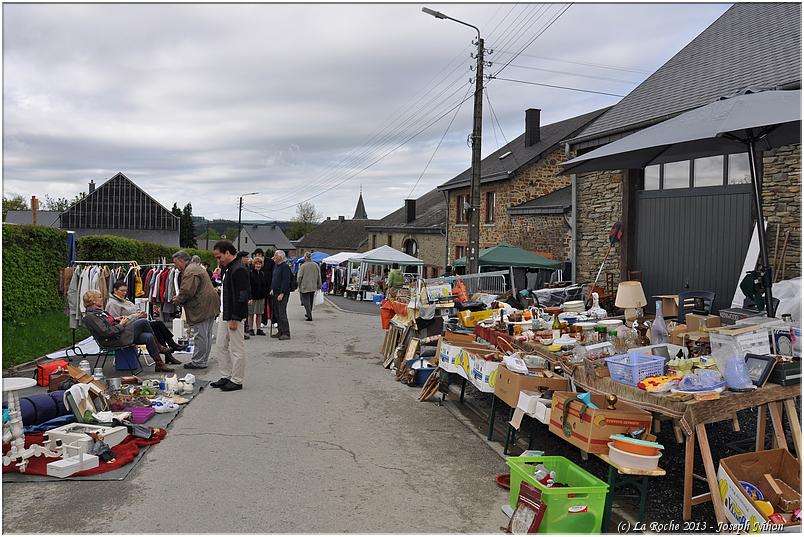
[3,295,509,533]
[325,293,382,316]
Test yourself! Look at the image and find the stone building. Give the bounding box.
[296,193,378,255]
[563,2,801,312]
[438,107,608,267]
[366,187,447,278]
[234,224,296,257]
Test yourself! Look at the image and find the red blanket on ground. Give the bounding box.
[2,429,167,477]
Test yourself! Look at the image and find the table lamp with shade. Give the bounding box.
[615,281,647,324]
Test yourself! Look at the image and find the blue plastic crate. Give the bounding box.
[604,352,664,386]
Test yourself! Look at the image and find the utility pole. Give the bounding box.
[422,7,484,274]
[468,37,484,275]
[206,220,210,251]
[237,192,259,251]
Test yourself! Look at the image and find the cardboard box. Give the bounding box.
[670,324,688,345]
[709,324,771,358]
[720,307,765,326]
[516,390,552,424]
[494,365,569,408]
[717,449,801,532]
[549,391,652,454]
[46,453,99,478]
[685,313,721,333]
[655,295,679,318]
[458,309,494,328]
[443,330,476,345]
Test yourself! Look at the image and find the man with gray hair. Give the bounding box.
[297,251,322,321]
[171,250,220,369]
[270,249,293,340]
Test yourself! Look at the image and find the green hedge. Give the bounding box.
[2,225,68,323]
[77,235,216,267]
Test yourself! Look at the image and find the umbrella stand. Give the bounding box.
[744,131,776,317]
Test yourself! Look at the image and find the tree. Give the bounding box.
[180,203,198,248]
[2,194,29,221]
[222,227,240,241]
[171,203,182,219]
[42,192,86,212]
[287,202,322,240]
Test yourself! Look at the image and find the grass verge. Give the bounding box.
[3,310,89,369]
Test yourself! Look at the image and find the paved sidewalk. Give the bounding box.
[325,293,382,316]
[3,293,508,533]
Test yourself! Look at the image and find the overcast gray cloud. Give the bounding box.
[3,2,731,220]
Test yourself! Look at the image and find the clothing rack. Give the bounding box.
[73,260,137,265]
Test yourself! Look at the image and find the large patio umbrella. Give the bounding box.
[561,89,801,317]
[453,243,561,269]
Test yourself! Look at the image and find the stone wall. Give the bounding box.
[507,214,571,262]
[574,170,624,285]
[446,146,572,264]
[762,143,801,279]
[368,230,445,278]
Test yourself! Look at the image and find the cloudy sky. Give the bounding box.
[4,2,731,221]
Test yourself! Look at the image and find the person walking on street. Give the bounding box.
[237,251,252,339]
[171,251,220,370]
[248,256,269,336]
[297,252,322,321]
[270,250,292,340]
[210,241,251,391]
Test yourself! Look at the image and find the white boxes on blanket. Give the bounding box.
[46,453,99,478]
[46,424,128,454]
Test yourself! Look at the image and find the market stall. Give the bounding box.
[321,252,359,295]
[453,243,561,293]
[346,245,423,301]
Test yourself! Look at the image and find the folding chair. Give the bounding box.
[91,342,147,375]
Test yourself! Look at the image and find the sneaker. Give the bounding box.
[278,334,291,341]
[256,329,266,336]
[248,329,255,336]
[210,377,229,388]
[220,380,243,391]
[244,334,251,340]
[165,354,182,365]
[270,333,280,338]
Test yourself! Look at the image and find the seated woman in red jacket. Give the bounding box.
[81,290,174,373]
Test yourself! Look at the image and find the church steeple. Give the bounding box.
[353,186,367,220]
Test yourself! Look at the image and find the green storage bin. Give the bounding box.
[506,456,608,534]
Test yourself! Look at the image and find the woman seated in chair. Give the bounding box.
[81,290,174,373]
[105,280,182,365]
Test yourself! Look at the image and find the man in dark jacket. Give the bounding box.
[210,240,251,392]
[270,249,293,340]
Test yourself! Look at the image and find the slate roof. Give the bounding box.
[353,193,368,219]
[296,217,379,251]
[569,3,802,147]
[508,186,571,216]
[366,187,446,234]
[4,210,62,227]
[438,107,610,191]
[241,224,295,251]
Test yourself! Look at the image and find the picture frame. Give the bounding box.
[743,353,777,387]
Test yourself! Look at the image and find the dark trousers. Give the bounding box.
[274,293,290,336]
[129,319,163,365]
[300,292,314,320]
[149,320,176,347]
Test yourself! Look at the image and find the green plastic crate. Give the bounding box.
[506,456,609,534]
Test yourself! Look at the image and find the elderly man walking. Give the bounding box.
[270,250,293,340]
[171,251,219,370]
[210,240,251,391]
[297,252,322,321]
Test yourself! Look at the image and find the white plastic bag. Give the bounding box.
[313,290,324,307]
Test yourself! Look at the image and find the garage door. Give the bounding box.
[632,184,754,315]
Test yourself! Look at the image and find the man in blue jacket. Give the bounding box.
[270,250,293,340]
[210,240,251,391]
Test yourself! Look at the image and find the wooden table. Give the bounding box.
[597,452,666,532]
[572,366,800,526]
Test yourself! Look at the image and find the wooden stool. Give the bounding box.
[597,453,666,532]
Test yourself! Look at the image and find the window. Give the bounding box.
[644,165,660,190]
[372,234,377,249]
[455,245,465,260]
[456,194,469,224]
[387,235,392,247]
[663,161,690,189]
[694,155,724,187]
[403,239,418,257]
[728,153,751,185]
[485,191,496,223]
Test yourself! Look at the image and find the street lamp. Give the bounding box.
[422,6,484,275]
[237,192,259,250]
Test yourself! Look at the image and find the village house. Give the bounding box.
[366,187,447,278]
[438,107,608,269]
[233,223,296,257]
[296,192,378,255]
[564,2,801,312]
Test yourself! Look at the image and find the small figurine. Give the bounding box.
[87,432,117,464]
[606,394,618,410]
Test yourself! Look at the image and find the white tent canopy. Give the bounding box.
[322,252,359,265]
[357,245,423,266]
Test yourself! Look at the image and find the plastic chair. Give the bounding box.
[91,341,146,375]
[677,290,716,322]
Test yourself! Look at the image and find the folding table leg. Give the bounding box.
[487,396,498,441]
[460,377,467,403]
[768,401,789,451]
[783,398,801,458]
[683,428,695,521]
[695,423,728,526]
[756,405,767,452]
[601,466,617,533]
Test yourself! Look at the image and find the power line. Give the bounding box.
[493,62,639,84]
[485,89,501,151]
[484,86,522,171]
[489,75,626,97]
[491,49,651,75]
[408,85,473,199]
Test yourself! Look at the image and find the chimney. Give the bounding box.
[31,196,39,225]
[525,108,541,147]
[326,216,331,220]
[405,199,416,224]
[338,216,345,222]
[88,180,96,193]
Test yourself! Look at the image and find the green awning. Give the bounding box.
[453,243,561,269]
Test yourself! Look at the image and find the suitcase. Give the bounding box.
[36,359,69,387]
